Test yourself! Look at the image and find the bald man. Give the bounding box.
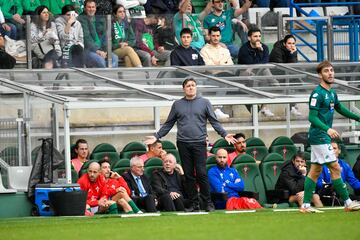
[77,162,118,215]
[208,148,261,210]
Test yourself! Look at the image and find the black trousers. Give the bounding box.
[132,194,157,212]
[177,141,211,208]
[158,193,186,211]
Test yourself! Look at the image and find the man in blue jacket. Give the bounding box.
[317,141,360,205]
[208,148,261,210]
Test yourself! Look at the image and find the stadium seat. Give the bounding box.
[0,146,19,166]
[259,153,289,204]
[231,154,267,205]
[245,137,269,162]
[161,140,181,164]
[210,138,234,154]
[206,155,217,172]
[89,143,120,165]
[112,158,130,175]
[78,160,98,178]
[231,154,256,169]
[144,157,163,179]
[120,141,147,159]
[269,136,298,161]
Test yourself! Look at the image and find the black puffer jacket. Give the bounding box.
[275,160,304,195]
[269,40,298,63]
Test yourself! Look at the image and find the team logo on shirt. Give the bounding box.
[325,94,329,99]
[192,54,198,60]
[310,98,317,106]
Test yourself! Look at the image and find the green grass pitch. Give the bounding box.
[0,209,359,240]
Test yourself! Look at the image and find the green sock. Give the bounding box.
[128,200,141,213]
[332,178,349,201]
[108,203,118,214]
[303,176,316,204]
[126,211,134,214]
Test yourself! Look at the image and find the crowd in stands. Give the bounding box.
[0,0,338,72]
[70,134,360,214]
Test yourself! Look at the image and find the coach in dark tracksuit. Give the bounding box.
[145,78,236,212]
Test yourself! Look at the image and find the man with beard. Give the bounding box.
[78,162,118,215]
[300,61,360,213]
[99,157,142,214]
[227,133,254,166]
[208,148,261,210]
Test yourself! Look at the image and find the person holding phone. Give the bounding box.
[55,4,85,67]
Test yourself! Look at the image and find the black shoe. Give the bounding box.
[205,203,215,212]
[185,204,200,212]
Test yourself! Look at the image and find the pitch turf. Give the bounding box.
[0,209,359,240]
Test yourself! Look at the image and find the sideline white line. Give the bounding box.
[120,213,161,218]
[273,209,299,212]
[176,212,209,216]
[225,210,256,214]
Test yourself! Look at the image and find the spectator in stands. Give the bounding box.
[269,34,302,117]
[31,5,62,69]
[275,152,323,208]
[208,148,262,210]
[112,4,142,67]
[139,139,164,162]
[94,0,113,16]
[154,16,177,51]
[145,78,237,212]
[78,161,119,215]
[40,0,65,15]
[173,0,211,51]
[170,27,204,66]
[0,33,16,68]
[203,0,251,57]
[71,139,89,174]
[238,26,276,117]
[317,141,360,205]
[99,157,143,213]
[0,8,16,39]
[151,153,188,211]
[226,132,259,166]
[132,16,171,66]
[78,0,118,68]
[122,156,158,212]
[151,0,179,14]
[200,26,233,66]
[55,4,85,67]
[0,0,25,39]
[22,0,41,15]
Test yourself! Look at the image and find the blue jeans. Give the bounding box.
[0,23,17,39]
[226,44,240,58]
[85,50,118,68]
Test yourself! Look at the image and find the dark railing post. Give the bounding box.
[326,17,334,61]
[26,15,32,69]
[106,14,112,68]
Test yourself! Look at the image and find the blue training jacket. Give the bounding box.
[317,159,360,190]
[208,166,245,198]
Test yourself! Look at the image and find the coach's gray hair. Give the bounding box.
[130,156,143,167]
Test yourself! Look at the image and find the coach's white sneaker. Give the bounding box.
[344,200,360,212]
[299,206,324,213]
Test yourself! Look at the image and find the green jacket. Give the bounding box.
[40,0,64,15]
[111,19,136,50]
[0,0,23,19]
[78,13,107,52]
[22,0,41,12]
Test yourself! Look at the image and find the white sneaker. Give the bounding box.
[260,107,274,117]
[291,106,302,116]
[299,206,324,213]
[214,108,229,120]
[345,200,360,212]
[137,210,144,214]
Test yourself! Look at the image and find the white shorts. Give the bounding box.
[311,144,337,165]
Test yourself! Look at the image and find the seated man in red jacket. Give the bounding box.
[77,161,118,215]
[99,157,142,214]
